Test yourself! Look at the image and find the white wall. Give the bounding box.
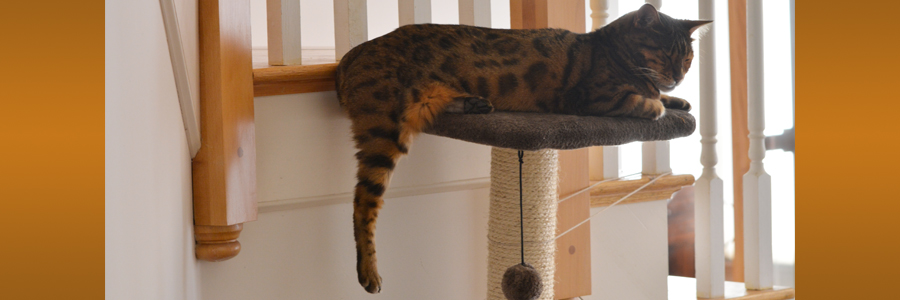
[201,187,491,299]
[105,0,201,299]
[200,89,494,299]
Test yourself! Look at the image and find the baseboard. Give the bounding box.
[258,177,491,213]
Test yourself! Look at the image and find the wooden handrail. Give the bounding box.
[254,63,337,83]
[252,63,337,97]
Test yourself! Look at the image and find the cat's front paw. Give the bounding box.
[660,95,691,111]
[645,99,666,121]
[358,260,382,293]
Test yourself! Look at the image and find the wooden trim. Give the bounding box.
[668,276,795,300]
[589,174,695,207]
[252,63,338,96]
[257,177,491,212]
[194,0,257,261]
[729,0,748,283]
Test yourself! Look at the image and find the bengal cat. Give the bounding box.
[335,4,710,293]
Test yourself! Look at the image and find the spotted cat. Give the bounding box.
[335,4,709,293]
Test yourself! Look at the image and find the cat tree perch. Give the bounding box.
[426,110,696,151]
[425,109,696,300]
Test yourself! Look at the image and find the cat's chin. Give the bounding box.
[657,83,676,93]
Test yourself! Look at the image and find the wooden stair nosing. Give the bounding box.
[668,275,795,300]
[588,174,695,207]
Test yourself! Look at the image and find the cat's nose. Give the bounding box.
[672,67,684,83]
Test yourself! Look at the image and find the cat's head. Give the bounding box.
[611,4,711,92]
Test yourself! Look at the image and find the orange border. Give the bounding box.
[0,1,104,298]
[2,0,900,298]
[797,0,900,298]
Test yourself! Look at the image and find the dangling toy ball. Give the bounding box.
[501,262,543,300]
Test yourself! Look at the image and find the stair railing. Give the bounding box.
[195,0,785,298]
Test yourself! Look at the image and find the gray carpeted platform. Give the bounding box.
[425,109,696,151]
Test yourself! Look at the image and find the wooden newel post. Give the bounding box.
[194,0,258,262]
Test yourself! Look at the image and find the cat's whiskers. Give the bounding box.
[633,67,662,81]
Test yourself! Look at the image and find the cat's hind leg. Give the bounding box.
[350,81,474,294]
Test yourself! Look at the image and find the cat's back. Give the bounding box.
[337,24,547,86]
[336,24,584,110]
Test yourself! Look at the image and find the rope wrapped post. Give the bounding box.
[488,148,558,300]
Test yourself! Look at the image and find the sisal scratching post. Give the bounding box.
[488,147,558,300]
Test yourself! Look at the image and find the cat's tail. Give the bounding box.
[350,81,472,294]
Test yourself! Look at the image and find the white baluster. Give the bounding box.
[694,0,724,297]
[399,0,431,26]
[640,1,669,176]
[790,0,795,120]
[267,0,302,65]
[744,0,774,290]
[333,0,368,60]
[458,0,490,27]
[589,0,609,30]
[642,140,671,175]
[586,0,621,180]
[602,147,622,179]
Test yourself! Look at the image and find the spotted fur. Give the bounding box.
[335,4,709,293]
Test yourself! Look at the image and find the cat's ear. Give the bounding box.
[683,20,712,34]
[634,4,660,28]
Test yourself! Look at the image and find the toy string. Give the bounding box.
[517,150,525,266]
